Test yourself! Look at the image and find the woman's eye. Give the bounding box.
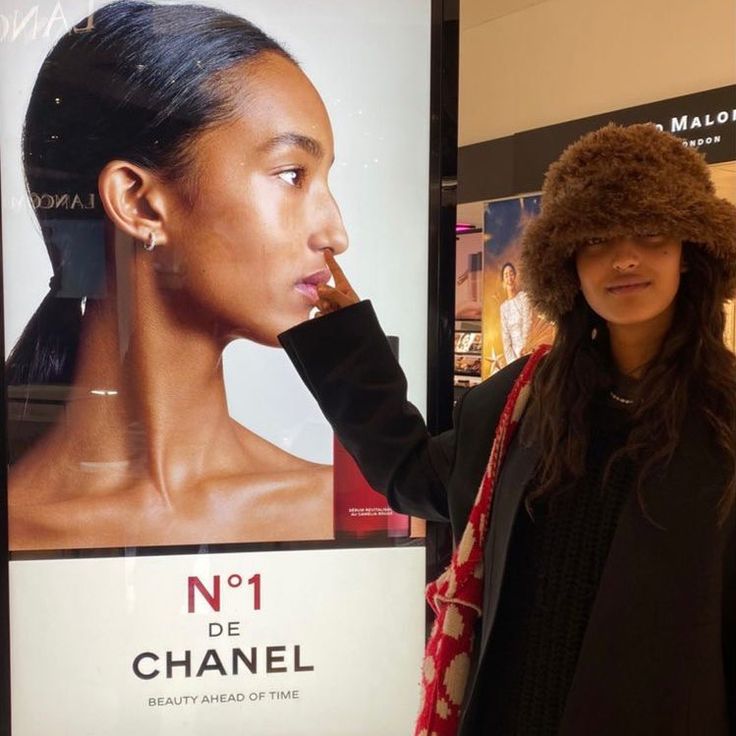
[277,168,304,187]
[641,234,665,243]
[584,237,606,247]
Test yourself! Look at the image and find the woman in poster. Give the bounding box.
[498,261,532,364]
[6,0,347,549]
[280,124,736,734]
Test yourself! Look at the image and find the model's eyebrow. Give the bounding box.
[259,132,324,160]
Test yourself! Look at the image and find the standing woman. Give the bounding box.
[280,124,736,735]
[7,0,348,549]
[499,261,532,365]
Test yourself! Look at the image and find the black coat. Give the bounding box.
[280,301,735,736]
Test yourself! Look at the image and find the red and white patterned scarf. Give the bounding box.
[415,345,549,736]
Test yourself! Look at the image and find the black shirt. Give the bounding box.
[477,394,633,735]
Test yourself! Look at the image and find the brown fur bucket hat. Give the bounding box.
[520,123,736,320]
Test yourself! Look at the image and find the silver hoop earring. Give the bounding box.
[143,232,157,252]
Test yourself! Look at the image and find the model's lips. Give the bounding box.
[300,268,331,286]
[295,268,331,303]
[605,279,651,295]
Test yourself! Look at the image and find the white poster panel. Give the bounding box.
[10,548,425,735]
[1,0,432,733]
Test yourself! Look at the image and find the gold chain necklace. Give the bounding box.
[609,390,635,405]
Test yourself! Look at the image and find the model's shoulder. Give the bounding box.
[208,463,333,542]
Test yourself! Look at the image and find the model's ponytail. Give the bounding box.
[6,290,81,386]
[9,0,294,388]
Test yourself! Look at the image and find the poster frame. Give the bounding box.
[1,153,9,735]
[424,0,458,587]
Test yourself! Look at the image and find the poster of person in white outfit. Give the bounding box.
[499,261,532,364]
[482,194,555,376]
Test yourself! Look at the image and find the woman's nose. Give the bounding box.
[611,239,640,271]
[309,192,348,255]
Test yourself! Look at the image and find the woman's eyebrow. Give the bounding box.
[259,132,324,159]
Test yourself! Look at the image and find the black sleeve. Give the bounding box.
[724,512,736,732]
[279,300,457,522]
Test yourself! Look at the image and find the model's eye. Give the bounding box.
[278,168,305,187]
[640,233,665,243]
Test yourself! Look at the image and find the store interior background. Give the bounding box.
[453,0,736,397]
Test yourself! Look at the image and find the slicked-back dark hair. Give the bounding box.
[7,0,293,386]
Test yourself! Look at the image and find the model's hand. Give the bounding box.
[315,250,360,316]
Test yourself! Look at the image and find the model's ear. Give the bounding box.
[97,161,171,247]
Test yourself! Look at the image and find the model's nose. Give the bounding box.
[309,192,348,255]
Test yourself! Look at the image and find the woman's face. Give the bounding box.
[575,235,683,329]
[162,53,348,346]
[502,265,517,288]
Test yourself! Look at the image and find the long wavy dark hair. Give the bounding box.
[6,0,292,387]
[523,243,736,524]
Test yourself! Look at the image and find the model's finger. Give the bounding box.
[325,252,361,302]
[316,298,335,312]
[318,283,356,308]
[324,250,352,292]
[314,298,341,318]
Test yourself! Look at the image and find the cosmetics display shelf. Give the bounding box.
[455,319,481,332]
[453,319,482,400]
[453,375,482,386]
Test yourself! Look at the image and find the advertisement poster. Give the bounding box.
[455,232,482,320]
[0,1,432,733]
[712,162,736,353]
[481,195,554,378]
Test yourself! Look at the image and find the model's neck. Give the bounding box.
[57,243,238,498]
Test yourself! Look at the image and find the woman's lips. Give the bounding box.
[606,280,651,295]
[295,268,331,303]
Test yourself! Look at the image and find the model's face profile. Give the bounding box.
[161,52,348,347]
[575,234,683,329]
